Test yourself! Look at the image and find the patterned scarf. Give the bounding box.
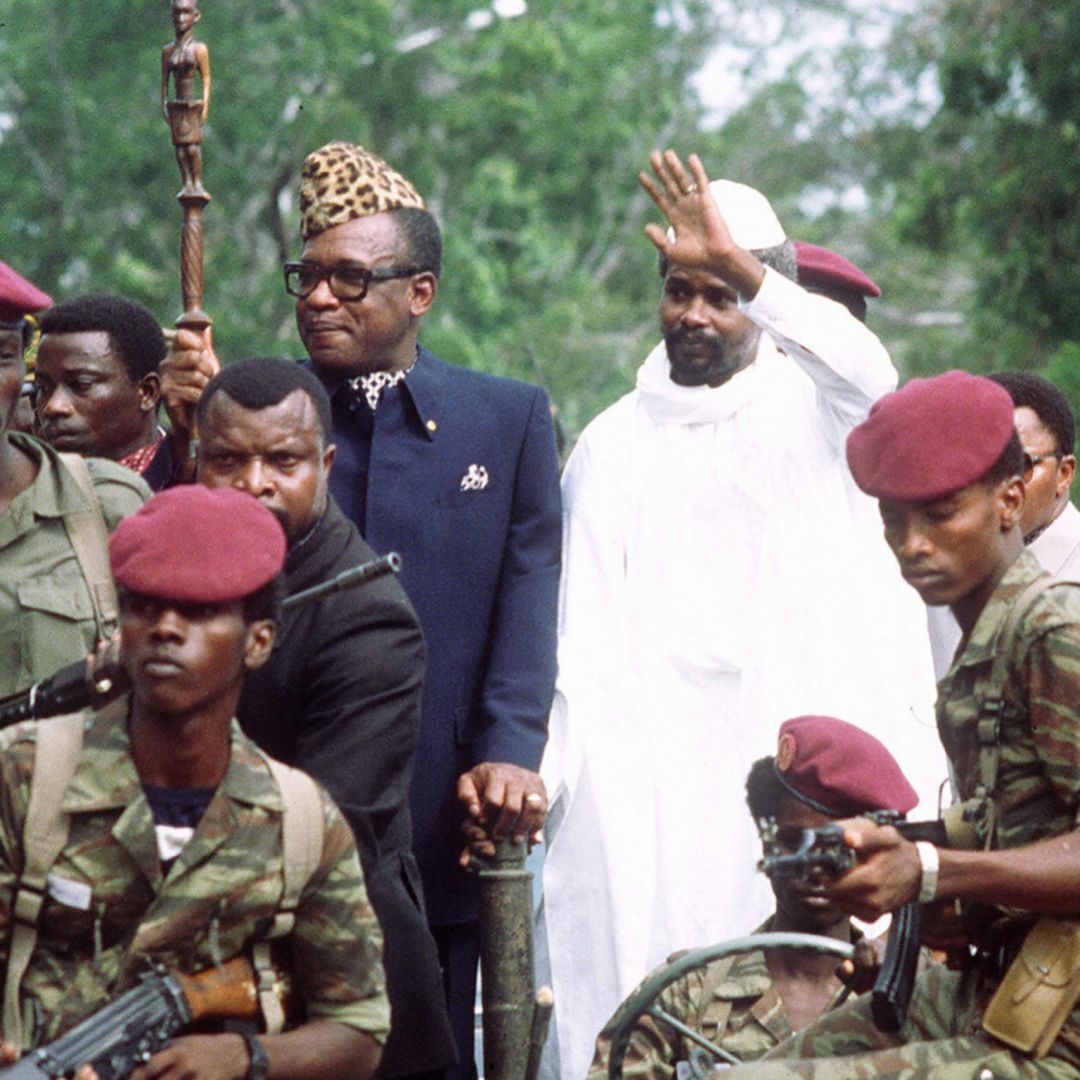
[346,358,417,411]
[117,428,166,475]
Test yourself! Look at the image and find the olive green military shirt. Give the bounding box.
[0,433,148,696]
[0,702,390,1046]
[938,550,1080,916]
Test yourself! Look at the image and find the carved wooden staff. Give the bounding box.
[161,0,212,331]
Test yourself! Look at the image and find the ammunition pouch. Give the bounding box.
[940,800,982,850]
[982,918,1080,1058]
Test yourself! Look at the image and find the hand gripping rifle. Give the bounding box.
[758,813,947,1033]
[0,552,402,729]
[0,957,258,1080]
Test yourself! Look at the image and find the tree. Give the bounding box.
[0,0,726,439]
[866,0,1080,373]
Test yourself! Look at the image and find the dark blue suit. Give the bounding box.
[312,346,561,1074]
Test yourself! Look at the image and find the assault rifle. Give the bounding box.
[0,552,402,729]
[0,957,259,1080]
[758,813,947,1033]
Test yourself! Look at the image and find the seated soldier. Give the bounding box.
[587,715,918,1078]
[719,371,1080,1078]
[0,485,388,1080]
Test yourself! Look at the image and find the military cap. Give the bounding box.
[773,715,917,817]
[0,259,52,328]
[846,370,1015,502]
[794,241,880,299]
[299,141,425,241]
[110,486,286,604]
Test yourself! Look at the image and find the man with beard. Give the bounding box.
[194,357,453,1078]
[538,151,941,1080]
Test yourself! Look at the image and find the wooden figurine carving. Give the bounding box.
[161,0,211,330]
[161,0,211,197]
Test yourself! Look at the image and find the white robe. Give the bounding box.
[537,269,945,1080]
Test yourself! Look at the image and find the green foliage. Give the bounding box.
[0,0,723,440]
[6,0,1073,444]
[869,0,1080,368]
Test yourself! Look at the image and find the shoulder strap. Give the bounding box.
[251,755,325,1035]
[697,953,739,1044]
[978,576,1080,845]
[3,714,85,1047]
[59,454,119,641]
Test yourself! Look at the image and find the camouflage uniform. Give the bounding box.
[0,700,390,1046]
[0,433,148,696]
[587,919,791,1080]
[588,920,868,1080]
[722,551,1080,1079]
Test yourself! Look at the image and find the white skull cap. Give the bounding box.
[666,178,787,250]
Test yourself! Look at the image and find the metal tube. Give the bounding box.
[476,838,536,1080]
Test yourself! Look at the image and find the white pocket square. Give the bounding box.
[460,464,490,491]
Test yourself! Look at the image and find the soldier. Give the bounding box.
[719,370,1080,1077]
[0,273,147,698]
[0,485,389,1080]
[587,716,918,1078]
[0,258,51,434]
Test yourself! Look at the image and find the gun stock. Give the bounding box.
[175,957,259,1024]
[0,959,259,1080]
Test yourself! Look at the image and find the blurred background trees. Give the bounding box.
[1,0,1077,445]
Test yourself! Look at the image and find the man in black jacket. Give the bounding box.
[195,356,455,1079]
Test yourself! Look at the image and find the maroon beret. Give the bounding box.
[0,259,52,325]
[774,715,917,817]
[110,487,286,604]
[846,370,1016,502]
[794,241,880,299]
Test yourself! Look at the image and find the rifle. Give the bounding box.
[0,957,259,1080]
[758,813,947,1033]
[0,552,402,729]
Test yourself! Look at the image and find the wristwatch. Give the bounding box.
[915,840,940,904]
[241,1031,269,1080]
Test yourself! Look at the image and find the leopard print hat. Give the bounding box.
[299,142,425,241]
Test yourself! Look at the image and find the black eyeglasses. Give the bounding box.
[283,261,421,301]
[1023,450,1064,474]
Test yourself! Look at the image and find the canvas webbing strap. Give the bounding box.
[59,453,119,640]
[977,575,1080,848]
[252,755,324,1035]
[2,714,84,1046]
[697,953,738,1044]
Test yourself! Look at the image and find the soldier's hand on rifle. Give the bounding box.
[836,935,887,994]
[456,761,546,866]
[825,818,922,923]
[125,1033,248,1080]
[160,325,220,458]
[87,632,129,707]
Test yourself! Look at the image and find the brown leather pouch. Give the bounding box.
[982,918,1080,1058]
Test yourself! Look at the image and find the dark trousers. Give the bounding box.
[432,922,480,1080]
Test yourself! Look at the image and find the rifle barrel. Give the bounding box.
[0,552,404,728]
